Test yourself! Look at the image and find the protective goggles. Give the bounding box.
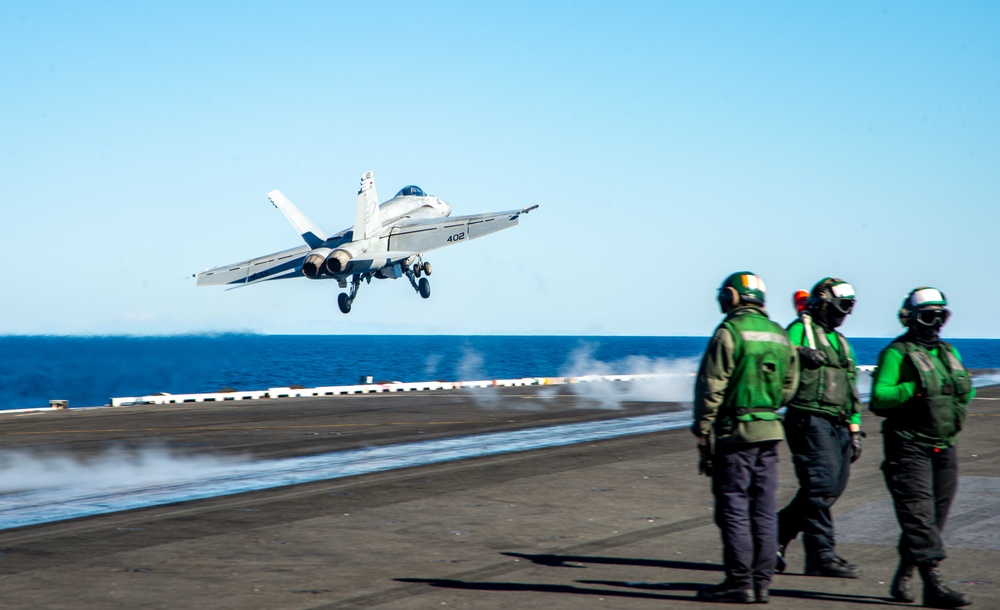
[831,297,855,315]
[827,282,856,315]
[915,308,950,327]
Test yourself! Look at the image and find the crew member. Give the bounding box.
[776,278,863,578]
[871,287,973,608]
[693,271,799,604]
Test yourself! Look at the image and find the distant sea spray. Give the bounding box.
[1,335,999,411]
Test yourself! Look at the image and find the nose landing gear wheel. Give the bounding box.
[418,277,431,299]
[338,292,351,314]
[422,262,432,276]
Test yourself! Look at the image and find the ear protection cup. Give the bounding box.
[721,286,740,308]
[898,306,912,327]
[807,278,836,309]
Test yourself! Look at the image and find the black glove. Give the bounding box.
[850,430,866,463]
[698,439,713,477]
[798,346,829,370]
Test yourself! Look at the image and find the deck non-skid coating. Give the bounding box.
[837,475,1000,551]
[0,411,691,531]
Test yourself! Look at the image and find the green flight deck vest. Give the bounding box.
[718,310,794,430]
[787,317,859,420]
[886,338,972,447]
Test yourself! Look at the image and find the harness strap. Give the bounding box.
[736,407,777,416]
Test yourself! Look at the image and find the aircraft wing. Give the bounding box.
[194,244,311,288]
[386,205,538,254]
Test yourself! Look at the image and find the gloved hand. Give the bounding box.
[697,438,713,476]
[850,430,866,463]
[798,346,828,370]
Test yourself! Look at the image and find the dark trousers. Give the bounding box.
[881,433,958,565]
[713,440,780,589]
[778,409,852,564]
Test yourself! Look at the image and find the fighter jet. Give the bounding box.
[195,171,538,313]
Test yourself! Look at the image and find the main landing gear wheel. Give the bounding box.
[338,292,351,314]
[418,277,431,299]
[338,275,362,314]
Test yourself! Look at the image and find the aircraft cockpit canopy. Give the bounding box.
[396,185,425,197]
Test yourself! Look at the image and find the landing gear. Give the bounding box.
[406,259,432,300]
[337,274,363,314]
[411,258,432,278]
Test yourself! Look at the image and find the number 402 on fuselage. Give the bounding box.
[194,171,538,313]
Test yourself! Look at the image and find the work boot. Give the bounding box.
[919,563,971,608]
[889,558,916,603]
[805,555,861,579]
[754,585,769,604]
[696,579,754,604]
[775,544,787,574]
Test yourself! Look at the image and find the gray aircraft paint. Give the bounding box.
[194,170,536,311]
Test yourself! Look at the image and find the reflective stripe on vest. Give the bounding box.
[740,330,790,346]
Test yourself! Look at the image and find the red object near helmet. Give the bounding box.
[793,290,810,314]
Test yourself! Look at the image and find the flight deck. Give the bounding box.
[1,383,998,609]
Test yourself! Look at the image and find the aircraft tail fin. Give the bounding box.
[268,189,328,248]
[354,170,382,240]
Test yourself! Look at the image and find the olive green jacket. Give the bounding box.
[693,306,800,444]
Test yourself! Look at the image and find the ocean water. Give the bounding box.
[1,335,998,411]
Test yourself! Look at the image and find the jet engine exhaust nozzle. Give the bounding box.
[301,248,333,278]
[325,249,353,274]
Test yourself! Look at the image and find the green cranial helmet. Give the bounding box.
[718,271,766,312]
[808,277,856,315]
[898,286,950,327]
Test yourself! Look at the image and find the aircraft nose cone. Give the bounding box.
[438,198,452,215]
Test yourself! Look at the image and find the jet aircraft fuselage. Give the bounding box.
[195,171,536,314]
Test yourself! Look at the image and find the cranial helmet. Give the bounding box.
[718,271,766,312]
[808,277,856,316]
[898,286,950,328]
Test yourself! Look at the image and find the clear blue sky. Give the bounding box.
[2,1,998,337]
